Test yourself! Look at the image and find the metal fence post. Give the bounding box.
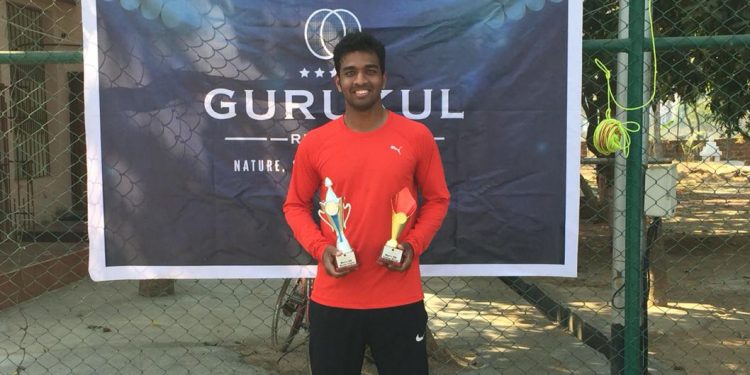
[1,3,749,373]
[624,0,646,373]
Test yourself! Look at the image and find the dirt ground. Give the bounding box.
[240,161,749,374]
[543,227,750,374]
[564,161,750,374]
[239,276,612,374]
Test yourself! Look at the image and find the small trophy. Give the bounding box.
[379,187,417,265]
[318,177,358,269]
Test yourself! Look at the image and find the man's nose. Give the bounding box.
[353,72,366,85]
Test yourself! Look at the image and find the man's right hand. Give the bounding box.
[321,245,357,278]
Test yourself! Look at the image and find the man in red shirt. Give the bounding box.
[283,31,450,375]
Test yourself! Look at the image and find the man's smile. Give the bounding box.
[354,89,370,98]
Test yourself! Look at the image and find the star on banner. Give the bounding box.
[314,68,325,78]
[329,68,337,77]
[299,68,310,78]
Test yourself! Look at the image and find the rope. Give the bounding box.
[591,0,658,157]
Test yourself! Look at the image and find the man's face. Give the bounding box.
[335,51,386,112]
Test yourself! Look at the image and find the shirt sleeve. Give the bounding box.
[401,132,450,256]
[283,137,331,260]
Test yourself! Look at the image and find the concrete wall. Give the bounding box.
[580,138,750,164]
[656,138,750,163]
[0,0,82,225]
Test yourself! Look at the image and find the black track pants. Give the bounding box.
[308,300,429,375]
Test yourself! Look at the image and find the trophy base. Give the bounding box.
[379,245,403,264]
[335,251,358,270]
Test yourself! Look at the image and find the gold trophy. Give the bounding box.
[379,187,417,264]
[318,177,357,269]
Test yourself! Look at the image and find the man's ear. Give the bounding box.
[335,76,342,92]
[382,72,387,90]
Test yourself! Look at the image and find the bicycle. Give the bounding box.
[271,277,313,353]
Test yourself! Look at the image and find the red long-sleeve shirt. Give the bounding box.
[283,111,450,309]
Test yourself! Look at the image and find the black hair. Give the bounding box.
[333,32,386,75]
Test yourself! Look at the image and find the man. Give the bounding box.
[283,32,450,375]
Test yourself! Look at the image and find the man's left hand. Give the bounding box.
[377,243,414,272]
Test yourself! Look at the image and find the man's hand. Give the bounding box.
[321,245,357,277]
[377,243,414,272]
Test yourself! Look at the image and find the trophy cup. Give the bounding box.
[379,187,417,265]
[318,177,357,269]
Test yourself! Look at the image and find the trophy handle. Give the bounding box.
[318,208,337,232]
[342,201,351,229]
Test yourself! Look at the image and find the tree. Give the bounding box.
[581,1,750,224]
[581,1,750,305]
[654,1,750,138]
[584,1,750,140]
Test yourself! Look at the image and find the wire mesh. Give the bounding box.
[575,0,750,373]
[0,0,749,374]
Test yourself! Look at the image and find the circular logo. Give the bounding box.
[305,9,362,60]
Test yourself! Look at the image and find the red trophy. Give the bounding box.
[379,187,417,265]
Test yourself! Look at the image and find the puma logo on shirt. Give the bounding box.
[390,145,403,155]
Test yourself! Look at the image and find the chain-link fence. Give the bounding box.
[1,0,749,374]
[576,0,749,373]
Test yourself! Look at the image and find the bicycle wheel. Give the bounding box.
[271,278,308,352]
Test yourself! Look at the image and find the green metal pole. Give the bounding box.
[625,0,645,373]
[0,51,82,64]
[1,35,749,64]
[583,34,750,52]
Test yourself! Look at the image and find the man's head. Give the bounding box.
[333,32,386,75]
[333,32,387,113]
